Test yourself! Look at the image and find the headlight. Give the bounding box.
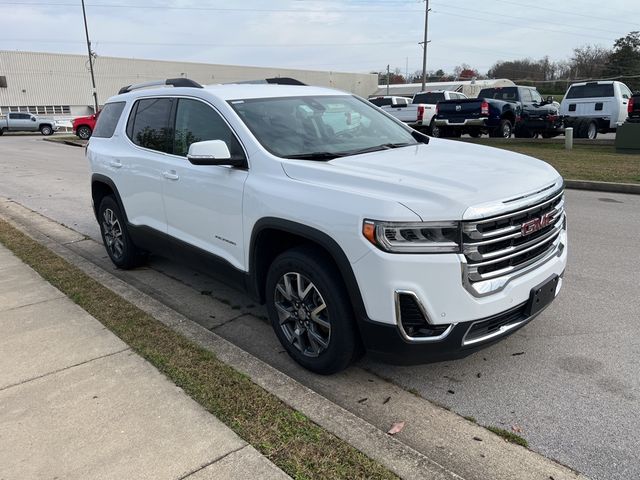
[363,220,461,253]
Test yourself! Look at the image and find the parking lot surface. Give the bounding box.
[1,136,638,480]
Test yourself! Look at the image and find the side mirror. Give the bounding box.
[31,117,37,122]
[187,140,244,167]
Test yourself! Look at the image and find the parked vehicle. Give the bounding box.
[373,90,467,135]
[88,78,567,374]
[433,86,562,138]
[627,92,640,122]
[559,81,632,139]
[0,112,58,135]
[372,78,516,98]
[72,112,99,139]
[368,96,410,108]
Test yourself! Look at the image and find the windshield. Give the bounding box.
[479,87,519,102]
[228,95,419,159]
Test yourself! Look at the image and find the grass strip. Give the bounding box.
[0,219,397,480]
[461,140,640,184]
[485,426,528,448]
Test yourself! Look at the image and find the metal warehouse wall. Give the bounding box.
[0,51,378,108]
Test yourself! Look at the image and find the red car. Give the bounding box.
[72,112,99,139]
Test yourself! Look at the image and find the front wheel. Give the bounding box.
[265,246,361,374]
[98,196,143,269]
[77,125,92,140]
[40,125,53,136]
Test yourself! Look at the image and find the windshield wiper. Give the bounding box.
[343,142,414,156]
[285,152,344,160]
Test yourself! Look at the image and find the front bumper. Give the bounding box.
[359,287,559,364]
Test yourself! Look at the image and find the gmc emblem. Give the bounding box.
[521,212,554,236]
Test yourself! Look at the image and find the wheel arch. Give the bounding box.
[91,174,128,223]
[249,218,368,322]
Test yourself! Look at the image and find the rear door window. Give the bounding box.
[413,92,445,104]
[127,98,173,153]
[92,102,125,138]
[566,84,614,99]
[369,97,392,107]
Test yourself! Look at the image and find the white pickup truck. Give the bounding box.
[559,81,633,139]
[0,112,58,135]
[371,90,467,135]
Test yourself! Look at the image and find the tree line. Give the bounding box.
[376,31,640,93]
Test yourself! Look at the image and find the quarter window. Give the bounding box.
[173,98,244,158]
[127,98,173,153]
[92,102,125,138]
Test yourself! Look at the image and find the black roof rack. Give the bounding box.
[118,78,203,95]
[232,77,307,86]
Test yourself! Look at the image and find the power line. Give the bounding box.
[0,38,418,47]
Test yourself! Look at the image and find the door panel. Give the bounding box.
[118,97,173,233]
[162,98,248,270]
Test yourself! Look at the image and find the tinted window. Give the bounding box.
[479,87,519,101]
[369,97,392,107]
[92,102,125,138]
[413,92,445,104]
[173,98,244,158]
[127,98,173,152]
[566,83,614,99]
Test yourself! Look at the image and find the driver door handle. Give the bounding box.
[109,160,122,169]
[163,170,179,181]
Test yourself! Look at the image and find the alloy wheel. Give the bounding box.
[102,208,125,260]
[274,272,331,357]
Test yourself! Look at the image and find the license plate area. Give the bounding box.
[526,275,558,316]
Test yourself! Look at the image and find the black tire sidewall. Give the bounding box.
[98,196,138,269]
[265,247,360,374]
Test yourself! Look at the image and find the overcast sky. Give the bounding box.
[0,0,637,77]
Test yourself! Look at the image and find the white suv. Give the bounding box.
[87,78,568,374]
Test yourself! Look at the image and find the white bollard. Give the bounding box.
[565,127,573,150]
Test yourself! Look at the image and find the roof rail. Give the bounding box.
[118,78,203,95]
[231,77,307,86]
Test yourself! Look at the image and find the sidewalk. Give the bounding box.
[0,244,288,480]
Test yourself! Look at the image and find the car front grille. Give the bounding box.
[462,189,565,293]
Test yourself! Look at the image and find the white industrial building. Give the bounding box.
[0,50,378,120]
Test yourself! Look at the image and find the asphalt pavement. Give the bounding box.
[1,135,638,480]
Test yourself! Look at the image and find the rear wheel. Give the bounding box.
[586,121,598,140]
[98,196,144,269]
[40,125,53,136]
[429,120,441,138]
[265,246,361,374]
[77,125,92,140]
[490,119,512,138]
[467,129,481,138]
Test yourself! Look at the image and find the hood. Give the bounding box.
[281,138,561,221]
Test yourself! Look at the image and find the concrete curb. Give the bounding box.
[565,179,640,195]
[0,199,590,480]
[42,137,86,148]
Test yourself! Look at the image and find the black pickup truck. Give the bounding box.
[628,92,640,122]
[432,86,562,138]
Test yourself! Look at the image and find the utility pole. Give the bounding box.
[386,64,390,95]
[420,0,430,91]
[81,0,99,113]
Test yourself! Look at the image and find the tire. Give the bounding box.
[40,125,53,136]
[575,118,588,138]
[429,120,441,138]
[77,125,92,140]
[493,119,512,138]
[0,128,4,136]
[468,129,481,138]
[586,120,598,140]
[514,126,535,138]
[265,245,361,374]
[98,196,143,269]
